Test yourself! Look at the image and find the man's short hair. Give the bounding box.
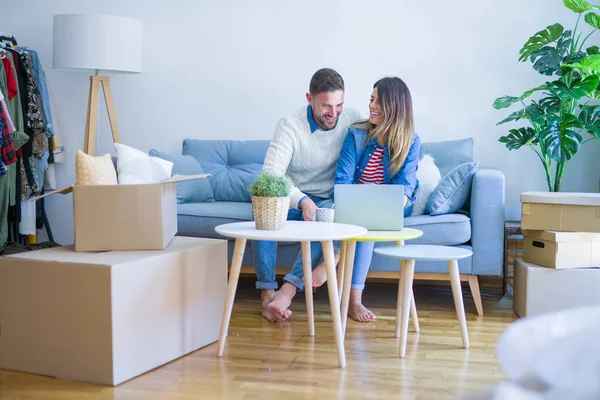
[309,68,344,95]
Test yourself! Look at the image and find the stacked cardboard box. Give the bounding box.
[0,174,229,386]
[514,192,600,317]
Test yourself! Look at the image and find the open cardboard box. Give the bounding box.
[521,191,600,232]
[522,230,600,269]
[38,174,210,251]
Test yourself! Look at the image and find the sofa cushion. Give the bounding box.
[404,213,471,246]
[183,139,270,203]
[149,149,215,204]
[420,137,473,177]
[177,202,254,238]
[427,161,479,216]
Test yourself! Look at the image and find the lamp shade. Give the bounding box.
[53,14,142,74]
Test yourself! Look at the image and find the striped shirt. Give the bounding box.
[358,147,385,184]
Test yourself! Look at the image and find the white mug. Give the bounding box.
[315,208,335,223]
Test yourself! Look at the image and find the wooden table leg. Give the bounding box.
[395,241,419,334]
[322,240,346,368]
[301,241,315,337]
[340,241,356,335]
[399,259,415,358]
[448,260,470,349]
[337,240,347,305]
[217,238,247,357]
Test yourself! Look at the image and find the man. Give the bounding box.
[253,68,362,322]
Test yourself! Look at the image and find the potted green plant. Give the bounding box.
[249,172,293,230]
[493,0,600,192]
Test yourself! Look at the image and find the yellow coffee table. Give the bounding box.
[338,228,424,335]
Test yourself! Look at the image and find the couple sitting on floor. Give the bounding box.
[253,67,421,323]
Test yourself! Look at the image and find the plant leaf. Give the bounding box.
[499,127,538,150]
[497,109,525,125]
[521,84,548,99]
[519,23,565,62]
[529,31,572,75]
[539,95,562,113]
[563,0,598,13]
[585,12,600,29]
[547,75,600,99]
[559,51,588,76]
[579,105,600,138]
[493,96,520,110]
[540,114,583,161]
[562,51,588,67]
[562,54,600,73]
[587,45,599,55]
[525,102,547,125]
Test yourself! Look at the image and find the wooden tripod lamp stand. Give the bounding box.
[83,76,121,155]
[53,14,143,155]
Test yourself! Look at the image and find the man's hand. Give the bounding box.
[299,198,318,221]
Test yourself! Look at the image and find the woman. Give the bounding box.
[311,77,421,322]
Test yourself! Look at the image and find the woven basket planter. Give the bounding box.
[252,196,289,230]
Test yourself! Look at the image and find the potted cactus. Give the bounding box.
[248,172,293,230]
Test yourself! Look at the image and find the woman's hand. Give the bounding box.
[404,195,408,207]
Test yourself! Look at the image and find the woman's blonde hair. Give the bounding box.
[356,77,414,177]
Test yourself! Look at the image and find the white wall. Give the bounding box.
[2,0,599,245]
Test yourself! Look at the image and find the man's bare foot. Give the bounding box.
[349,300,376,322]
[303,253,340,288]
[266,283,297,321]
[310,263,327,287]
[261,289,292,322]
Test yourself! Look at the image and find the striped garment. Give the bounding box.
[358,147,385,184]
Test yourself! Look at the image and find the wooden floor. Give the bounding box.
[0,279,517,400]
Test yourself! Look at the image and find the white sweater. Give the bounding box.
[263,105,362,209]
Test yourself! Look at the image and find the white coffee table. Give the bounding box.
[214,220,367,368]
[374,244,473,357]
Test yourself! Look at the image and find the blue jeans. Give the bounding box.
[252,194,335,291]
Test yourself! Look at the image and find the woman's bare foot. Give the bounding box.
[266,283,297,321]
[349,300,376,322]
[261,289,291,322]
[348,289,375,322]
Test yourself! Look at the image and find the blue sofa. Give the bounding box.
[168,137,505,312]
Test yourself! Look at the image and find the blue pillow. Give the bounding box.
[426,161,479,216]
[149,149,215,204]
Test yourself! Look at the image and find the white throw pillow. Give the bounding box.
[410,154,442,216]
[115,143,173,184]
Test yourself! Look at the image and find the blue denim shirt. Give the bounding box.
[334,126,421,206]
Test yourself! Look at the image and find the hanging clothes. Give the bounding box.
[0,33,17,48]
[0,118,4,176]
[0,45,29,247]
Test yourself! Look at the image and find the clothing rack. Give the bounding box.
[0,33,59,249]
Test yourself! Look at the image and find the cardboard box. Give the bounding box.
[0,236,227,386]
[522,230,600,269]
[513,258,600,318]
[39,174,209,251]
[521,191,600,232]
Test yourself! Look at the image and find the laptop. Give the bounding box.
[334,184,405,230]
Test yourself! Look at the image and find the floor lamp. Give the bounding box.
[52,14,143,155]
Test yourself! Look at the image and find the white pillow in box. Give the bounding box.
[115,143,173,184]
[410,154,441,216]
